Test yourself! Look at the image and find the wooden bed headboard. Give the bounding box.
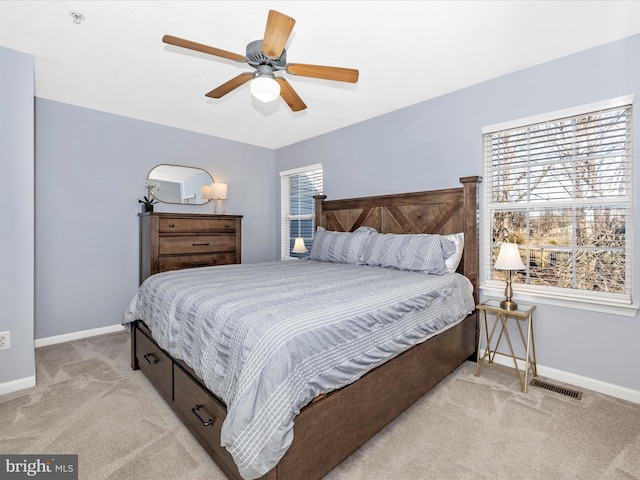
[314,176,481,302]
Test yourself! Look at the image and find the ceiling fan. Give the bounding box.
[162,9,359,112]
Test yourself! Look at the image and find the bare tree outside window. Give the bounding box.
[484,104,631,296]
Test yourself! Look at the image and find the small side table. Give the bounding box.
[475,299,537,392]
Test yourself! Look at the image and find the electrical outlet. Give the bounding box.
[0,331,10,350]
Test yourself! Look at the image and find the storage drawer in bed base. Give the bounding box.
[131,313,476,480]
[132,321,243,480]
[173,363,242,480]
[134,325,173,404]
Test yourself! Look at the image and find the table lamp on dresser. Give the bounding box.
[201,182,228,214]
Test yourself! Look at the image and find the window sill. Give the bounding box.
[481,281,639,317]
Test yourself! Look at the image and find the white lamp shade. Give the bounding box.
[250,76,281,102]
[201,185,213,200]
[292,237,308,254]
[211,183,227,200]
[494,242,526,270]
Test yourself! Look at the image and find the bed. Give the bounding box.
[125,176,481,480]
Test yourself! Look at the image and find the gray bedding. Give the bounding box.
[123,260,474,479]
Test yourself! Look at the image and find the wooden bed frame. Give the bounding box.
[131,176,481,480]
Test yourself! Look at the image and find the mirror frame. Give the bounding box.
[146,164,214,205]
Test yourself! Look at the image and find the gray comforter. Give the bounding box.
[123,260,474,479]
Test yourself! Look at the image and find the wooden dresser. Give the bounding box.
[139,212,242,284]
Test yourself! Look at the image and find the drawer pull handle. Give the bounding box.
[143,353,159,365]
[192,243,210,246]
[225,224,230,228]
[192,405,215,427]
[168,224,175,228]
[192,262,209,267]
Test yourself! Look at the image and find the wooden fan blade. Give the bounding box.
[205,73,253,98]
[162,35,247,63]
[262,10,295,59]
[275,77,307,112]
[286,63,359,83]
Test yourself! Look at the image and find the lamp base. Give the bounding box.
[214,199,225,215]
[500,299,518,311]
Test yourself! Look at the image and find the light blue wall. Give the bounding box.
[0,46,35,385]
[276,34,640,391]
[35,100,276,339]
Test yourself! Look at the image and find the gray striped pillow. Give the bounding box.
[361,233,456,274]
[310,226,375,264]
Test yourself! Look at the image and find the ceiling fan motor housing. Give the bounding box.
[246,39,287,72]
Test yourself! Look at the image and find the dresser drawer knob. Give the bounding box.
[168,224,175,228]
[143,353,159,365]
[191,405,215,427]
[225,224,230,228]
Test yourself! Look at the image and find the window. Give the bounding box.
[280,164,323,260]
[482,96,635,315]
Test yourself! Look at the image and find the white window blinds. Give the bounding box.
[483,98,633,307]
[280,164,323,260]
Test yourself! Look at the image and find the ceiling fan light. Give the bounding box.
[250,76,281,102]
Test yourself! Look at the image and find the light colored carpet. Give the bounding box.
[1,331,639,480]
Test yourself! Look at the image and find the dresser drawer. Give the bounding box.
[173,365,241,478]
[159,235,237,255]
[159,218,236,233]
[159,253,237,272]
[135,328,173,403]
[139,213,242,285]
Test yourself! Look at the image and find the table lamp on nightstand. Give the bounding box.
[494,242,526,311]
[292,238,308,259]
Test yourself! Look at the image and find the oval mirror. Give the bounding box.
[147,164,213,205]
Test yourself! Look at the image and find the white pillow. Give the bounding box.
[442,233,464,273]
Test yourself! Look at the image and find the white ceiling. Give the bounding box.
[1,1,640,150]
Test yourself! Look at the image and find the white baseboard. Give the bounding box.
[35,324,126,348]
[479,349,640,404]
[0,375,36,396]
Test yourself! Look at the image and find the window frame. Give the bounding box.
[279,164,323,261]
[480,95,638,317]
